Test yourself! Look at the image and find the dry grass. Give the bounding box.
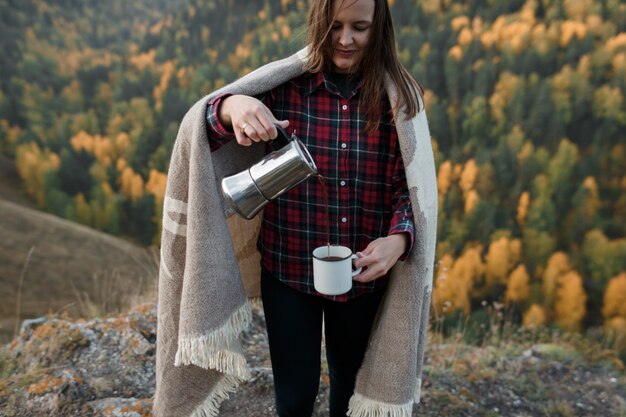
[0,197,158,344]
[419,302,626,417]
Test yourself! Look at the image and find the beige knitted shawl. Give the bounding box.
[154,48,438,417]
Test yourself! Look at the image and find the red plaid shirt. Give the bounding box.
[206,71,414,301]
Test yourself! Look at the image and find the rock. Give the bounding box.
[0,304,158,416]
[2,302,625,417]
[0,303,326,417]
[89,397,153,417]
[19,317,47,334]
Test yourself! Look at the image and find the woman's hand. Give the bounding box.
[352,234,408,283]
[219,95,289,146]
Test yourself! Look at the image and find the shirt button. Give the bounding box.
[341,143,347,149]
[341,217,347,223]
[342,104,348,111]
[340,180,346,186]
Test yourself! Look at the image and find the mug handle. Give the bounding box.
[351,254,362,277]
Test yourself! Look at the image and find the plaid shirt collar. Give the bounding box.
[301,71,363,99]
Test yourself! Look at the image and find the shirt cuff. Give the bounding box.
[389,218,415,261]
[206,93,235,144]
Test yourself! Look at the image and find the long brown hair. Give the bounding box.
[305,0,424,133]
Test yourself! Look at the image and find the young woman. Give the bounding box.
[204,1,428,416]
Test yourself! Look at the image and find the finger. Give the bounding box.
[234,123,253,146]
[276,119,290,130]
[259,108,290,140]
[266,119,290,141]
[258,109,279,139]
[355,247,378,264]
[358,263,387,282]
[353,268,377,283]
[251,106,278,141]
[353,253,376,269]
[240,118,264,142]
[359,244,376,257]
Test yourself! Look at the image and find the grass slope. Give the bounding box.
[0,158,157,343]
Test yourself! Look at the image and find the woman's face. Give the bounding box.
[330,0,375,73]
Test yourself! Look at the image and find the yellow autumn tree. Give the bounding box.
[530,22,551,56]
[119,166,144,202]
[559,21,587,48]
[498,14,533,54]
[146,169,168,243]
[433,245,487,317]
[450,244,484,300]
[0,119,22,149]
[145,169,167,208]
[458,27,473,47]
[505,264,531,305]
[480,30,498,50]
[459,159,478,195]
[458,245,487,300]
[448,45,463,62]
[542,251,572,307]
[433,254,470,316]
[154,60,177,113]
[15,143,61,207]
[437,160,453,197]
[70,130,95,153]
[464,190,479,213]
[485,236,521,288]
[603,272,626,320]
[116,158,127,172]
[451,16,470,32]
[70,130,119,167]
[129,48,157,71]
[553,270,587,332]
[489,72,524,131]
[523,304,547,328]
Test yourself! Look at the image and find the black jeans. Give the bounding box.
[261,269,385,417]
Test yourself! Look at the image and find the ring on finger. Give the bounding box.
[241,123,249,133]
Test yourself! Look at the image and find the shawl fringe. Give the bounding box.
[347,392,413,417]
[175,302,252,379]
[190,374,240,417]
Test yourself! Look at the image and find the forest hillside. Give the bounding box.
[0,0,625,347]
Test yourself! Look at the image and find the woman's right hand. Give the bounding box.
[218,95,290,146]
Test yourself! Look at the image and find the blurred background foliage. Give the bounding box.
[0,0,625,346]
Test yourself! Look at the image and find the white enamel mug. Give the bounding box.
[312,245,362,295]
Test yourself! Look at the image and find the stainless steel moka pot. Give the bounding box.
[221,125,318,219]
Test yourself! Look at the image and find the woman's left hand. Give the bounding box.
[352,234,408,283]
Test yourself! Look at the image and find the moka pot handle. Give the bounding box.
[269,124,292,151]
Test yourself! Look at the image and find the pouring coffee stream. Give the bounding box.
[318,174,331,259]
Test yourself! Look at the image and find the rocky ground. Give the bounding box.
[0,303,624,417]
